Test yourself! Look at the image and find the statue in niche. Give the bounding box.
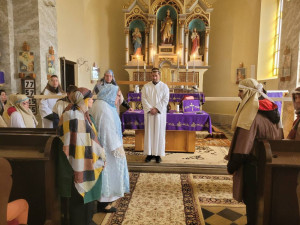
[190,28,200,56]
[132,27,142,55]
[160,9,173,44]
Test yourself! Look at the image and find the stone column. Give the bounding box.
[185,29,189,65]
[145,29,149,65]
[0,0,15,93]
[178,15,186,66]
[204,29,210,66]
[179,22,185,65]
[149,21,155,65]
[125,28,129,65]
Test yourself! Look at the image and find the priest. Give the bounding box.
[141,67,169,163]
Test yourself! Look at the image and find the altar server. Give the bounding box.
[141,67,169,163]
[39,75,64,128]
[226,78,283,225]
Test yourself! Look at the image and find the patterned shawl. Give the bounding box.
[57,88,106,198]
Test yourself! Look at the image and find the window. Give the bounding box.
[273,0,284,77]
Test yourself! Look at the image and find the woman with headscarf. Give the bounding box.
[57,87,106,225]
[287,87,300,140]
[5,94,37,128]
[39,75,64,128]
[0,90,8,127]
[226,78,283,225]
[90,69,130,213]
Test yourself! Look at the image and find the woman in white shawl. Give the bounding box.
[6,94,38,128]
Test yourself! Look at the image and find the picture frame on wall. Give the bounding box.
[91,66,100,81]
[19,52,34,72]
[236,67,246,84]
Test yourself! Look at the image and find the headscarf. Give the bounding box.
[231,78,274,131]
[41,75,64,94]
[64,87,93,124]
[8,94,38,128]
[292,87,300,114]
[287,87,300,139]
[58,87,105,200]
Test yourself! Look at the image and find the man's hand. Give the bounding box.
[128,108,134,111]
[150,108,158,115]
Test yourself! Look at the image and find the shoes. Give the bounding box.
[145,155,153,162]
[155,156,162,163]
[101,206,117,213]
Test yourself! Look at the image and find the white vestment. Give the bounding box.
[39,89,62,128]
[141,81,169,156]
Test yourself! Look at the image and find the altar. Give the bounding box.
[122,0,213,93]
[122,110,212,152]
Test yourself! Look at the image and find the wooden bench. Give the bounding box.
[0,128,60,225]
[0,158,13,225]
[256,139,300,225]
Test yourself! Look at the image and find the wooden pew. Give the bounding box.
[256,140,300,225]
[0,158,13,225]
[0,128,60,225]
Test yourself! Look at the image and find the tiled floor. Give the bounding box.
[201,205,247,225]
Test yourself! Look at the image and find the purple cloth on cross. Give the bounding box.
[127,92,205,104]
[183,100,200,112]
[121,109,212,133]
[267,91,283,116]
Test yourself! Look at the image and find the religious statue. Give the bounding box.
[132,27,142,55]
[160,9,173,44]
[190,28,200,56]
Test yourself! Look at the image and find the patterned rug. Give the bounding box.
[95,173,205,225]
[123,130,231,166]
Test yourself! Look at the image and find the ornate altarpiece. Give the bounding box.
[123,0,213,92]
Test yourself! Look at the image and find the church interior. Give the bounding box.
[0,0,300,224]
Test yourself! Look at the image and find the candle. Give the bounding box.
[177,51,180,68]
[144,62,146,81]
[193,54,196,84]
[176,105,180,112]
[137,55,139,82]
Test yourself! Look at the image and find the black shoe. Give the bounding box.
[101,206,117,213]
[155,156,162,163]
[145,155,153,163]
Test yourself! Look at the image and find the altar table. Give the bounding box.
[122,110,212,152]
[127,92,205,104]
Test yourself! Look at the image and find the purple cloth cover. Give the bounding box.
[183,100,200,112]
[122,110,212,133]
[127,92,205,103]
[267,91,283,116]
[0,71,5,84]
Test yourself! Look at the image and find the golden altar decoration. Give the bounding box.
[123,0,213,93]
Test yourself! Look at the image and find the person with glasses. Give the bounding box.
[6,94,38,128]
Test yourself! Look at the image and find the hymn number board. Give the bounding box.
[21,78,37,115]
